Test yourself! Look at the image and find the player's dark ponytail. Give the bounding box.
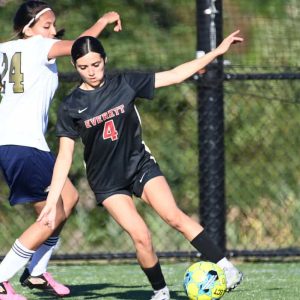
[13,1,52,38]
[71,36,106,64]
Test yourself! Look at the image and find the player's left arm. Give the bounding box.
[80,11,122,37]
[37,136,75,229]
[154,30,243,88]
[48,12,122,59]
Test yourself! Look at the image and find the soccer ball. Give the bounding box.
[183,261,227,300]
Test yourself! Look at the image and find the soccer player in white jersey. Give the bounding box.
[0,1,121,299]
[39,33,244,300]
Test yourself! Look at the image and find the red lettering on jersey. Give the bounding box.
[84,120,92,128]
[84,104,125,129]
[90,118,97,126]
[111,105,123,116]
[101,112,109,121]
[107,109,115,118]
[95,115,103,124]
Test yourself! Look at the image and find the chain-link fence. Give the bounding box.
[224,0,300,256]
[1,0,300,259]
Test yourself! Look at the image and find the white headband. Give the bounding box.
[22,8,52,34]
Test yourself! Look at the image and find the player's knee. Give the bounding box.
[70,190,79,212]
[69,188,79,207]
[132,228,153,251]
[163,209,185,230]
[64,190,79,218]
[59,213,67,225]
[56,209,67,225]
[73,189,79,204]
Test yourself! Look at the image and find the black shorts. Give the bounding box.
[95,160,163,205]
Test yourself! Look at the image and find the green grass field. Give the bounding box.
[11,260,300,299]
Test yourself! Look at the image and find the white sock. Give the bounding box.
[154,286,169,293]
[217,257,235,270]
[28,237,59,276]
[0,239,34,282]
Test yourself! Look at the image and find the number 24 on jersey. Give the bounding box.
[0,52,24,94]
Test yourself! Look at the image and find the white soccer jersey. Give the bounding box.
[0,35,59,151]
[0,52,4,76]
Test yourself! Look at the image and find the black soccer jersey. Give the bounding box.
[56,72,155,193]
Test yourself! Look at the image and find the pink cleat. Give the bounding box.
[20,269,70,297]
[0,281,27,300]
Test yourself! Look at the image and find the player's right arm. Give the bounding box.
[37,137,75,229]
[48,11,122,59]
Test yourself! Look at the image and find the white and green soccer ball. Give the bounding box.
[183,261,227,300]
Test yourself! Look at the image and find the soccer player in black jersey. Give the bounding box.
[39,32,243,300]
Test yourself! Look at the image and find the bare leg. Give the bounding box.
[18,196,66,250]
[19,179,78,296]
[141,176,203,241]
[142,176,243,292]
[103,194,157,268]
[33,178,78,234]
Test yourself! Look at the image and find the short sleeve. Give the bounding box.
[56,101,80,139]
[33,35,60,66]
[123,72,155,99]
[0,52,3,93]
[0,52,4,74]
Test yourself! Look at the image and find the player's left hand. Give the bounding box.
[99,11,122,32]
[37,202,57,230]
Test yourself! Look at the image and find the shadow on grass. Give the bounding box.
[29,283,110,299]
[103,284,186,299]
[29,283,187,299]
[104,291,186,299]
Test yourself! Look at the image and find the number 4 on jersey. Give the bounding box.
[103,120,118,141]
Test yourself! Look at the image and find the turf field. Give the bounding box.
[12,261,300,299]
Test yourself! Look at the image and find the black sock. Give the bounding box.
[142,261,166,290]
[190,230,224,263]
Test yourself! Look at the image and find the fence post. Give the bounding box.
[196,0,226,253]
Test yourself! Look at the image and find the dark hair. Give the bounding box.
[71,36,106,64]
[14,1,52,38]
